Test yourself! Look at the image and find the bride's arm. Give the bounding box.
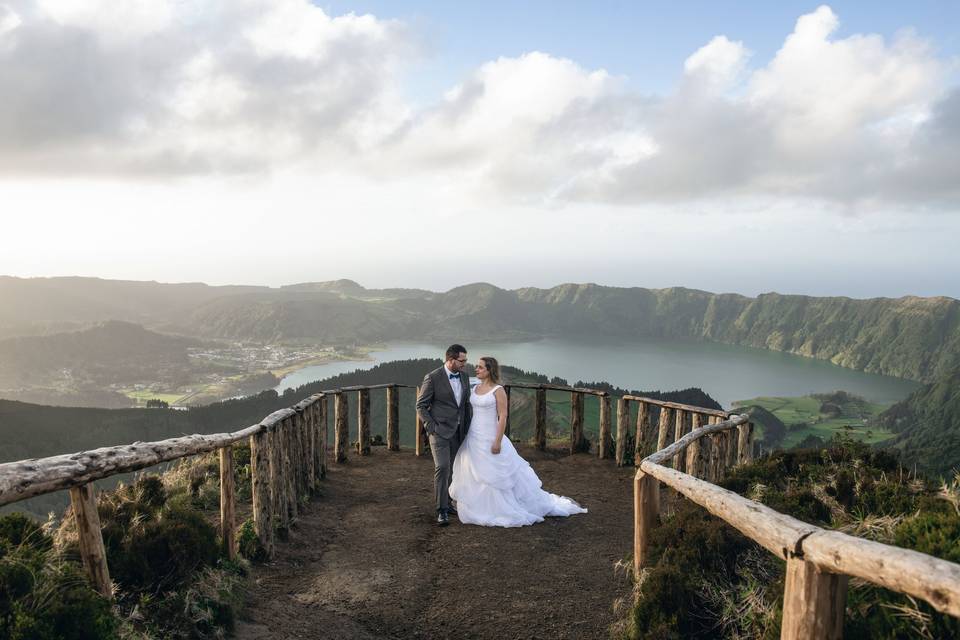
[491,387,508,454]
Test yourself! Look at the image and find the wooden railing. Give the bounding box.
[502,382,610,454]
[6,380,957,638]
[0,380,617,600]
[0,384,418,599]
[632,406,960,639]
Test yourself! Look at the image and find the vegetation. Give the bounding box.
[618,437,960,639]
[736,391,893,451]
[0,321,208,389]
[877,367,960,478]
[0,444,252,640]
[0,513,117,639]
[3,276,959,382]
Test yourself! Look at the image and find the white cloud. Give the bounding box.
[0,0,413,175]
[0,2,956,214]
[684,35,750,90]
[0,5,22,37]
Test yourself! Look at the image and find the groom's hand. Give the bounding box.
[491,442,501,455]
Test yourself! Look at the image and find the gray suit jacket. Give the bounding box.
[416,366,471,440]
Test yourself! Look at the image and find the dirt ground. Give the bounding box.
[234,445,637,640]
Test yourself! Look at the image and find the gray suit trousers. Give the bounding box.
[429,432,461,512]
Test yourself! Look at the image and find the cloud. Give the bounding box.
[0,2,956,212]
[0,0,413,176]
[372,5,956,210]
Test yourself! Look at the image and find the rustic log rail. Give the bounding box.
[3,377,957,637]
[0,383,417,599]
[632,409,960,639]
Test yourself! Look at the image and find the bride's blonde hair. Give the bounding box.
[479,356,501,384]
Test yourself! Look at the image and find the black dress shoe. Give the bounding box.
[448,506,458,518]
[437,511,450,526]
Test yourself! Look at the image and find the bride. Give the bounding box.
[449,356,587,527]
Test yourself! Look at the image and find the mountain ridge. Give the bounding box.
[2,276,958,382]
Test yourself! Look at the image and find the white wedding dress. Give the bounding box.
[449,384,587,527]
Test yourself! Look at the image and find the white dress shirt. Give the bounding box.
[444,365,463,406]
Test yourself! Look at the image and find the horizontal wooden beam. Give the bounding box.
[643,415,748,465]
[320,383,415,393]
[0,396,327,507]
[802,529,960,618]
[503,382,609,396]
[621,395,731,418]
[639,460,819,559]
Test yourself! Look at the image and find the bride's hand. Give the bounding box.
[491,441,501,455]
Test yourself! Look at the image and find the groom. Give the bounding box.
[416,344,471,526]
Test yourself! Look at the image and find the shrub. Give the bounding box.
[0,513,52,552]
[0,514,117,640]
[103,485,219,594]
[236,518,268,562]
[620,447,960,639]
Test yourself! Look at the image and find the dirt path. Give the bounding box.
[234,446,636,640]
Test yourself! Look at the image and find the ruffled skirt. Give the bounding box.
[448,431,587,527]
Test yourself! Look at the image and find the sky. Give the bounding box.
[1,1,958,298]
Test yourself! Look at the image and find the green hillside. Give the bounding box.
[2,277,959,382]
[876,367,960,476]
[0,320,205,386]
[736,391,891,451]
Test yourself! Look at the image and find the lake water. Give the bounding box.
[274,338,921,408]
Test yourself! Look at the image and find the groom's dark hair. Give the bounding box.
[445,344,467,360]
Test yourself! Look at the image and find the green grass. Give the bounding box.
[734,394,894,448]
[123,389,188,406]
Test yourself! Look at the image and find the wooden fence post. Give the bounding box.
[635,401,651,462]
[615,397,630,466]
[703,433,716,482]
[292,412,306,498]
[598,393,612,459]
[69,483,112,599]
[281,417,297,522]
[570,391,585,453]
[682,414,703,478]
[720,430,731,478]
[656,406,673,452]
[672,410,688,471]
[300,409,311,492]
[781,558,848,640]
[415,385,426,456]
[357,388,371,455]
[250,428,273,558]
[746,422,755,463]
[725,425,738,469]
[534,387,547,450]
[685,437,701,479]
[318,396,328,478]
[386,386,400,451]
[335,392,348,463]
[267,424,285,534]
[634,471,660,576]
[305,404,316,490]
[219,446,236,561]
[737,419,751,465]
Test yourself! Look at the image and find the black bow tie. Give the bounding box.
[449,373,459,379]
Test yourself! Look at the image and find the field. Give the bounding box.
[122,389,188,406]
[734,394,894,448]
